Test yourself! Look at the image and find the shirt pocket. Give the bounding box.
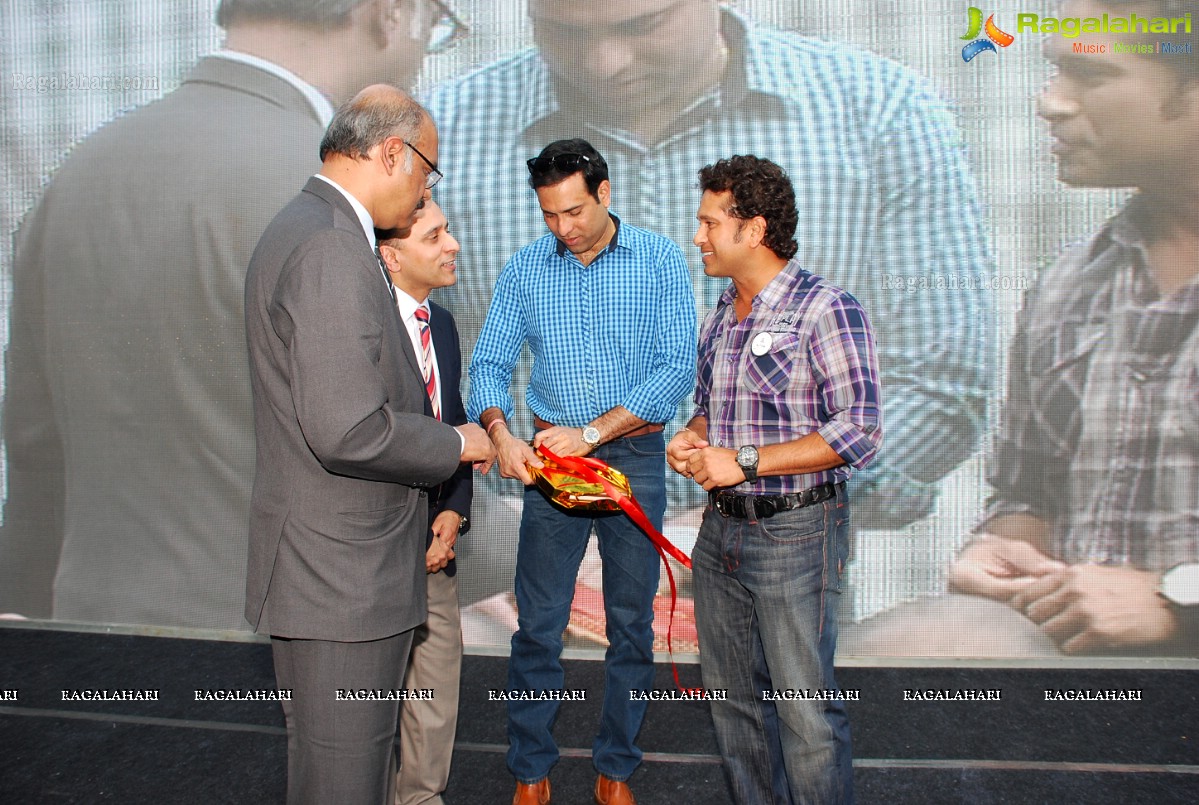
[1025,324,1103,454]
[1161,339,1199,445]
[1027,321,1104,374]
[742,332,804,397]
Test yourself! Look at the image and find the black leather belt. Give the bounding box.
[710,482,843,520]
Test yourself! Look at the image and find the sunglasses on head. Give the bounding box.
[526,153,592,173]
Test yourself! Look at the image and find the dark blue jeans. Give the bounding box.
[692,486,853,804]
[506,432,665,784]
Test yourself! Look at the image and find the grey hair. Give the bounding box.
[215,0,376,29]
[319,88,429,163]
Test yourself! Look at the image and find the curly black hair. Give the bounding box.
[698,155,799,261]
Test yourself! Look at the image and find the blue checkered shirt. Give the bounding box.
[697,259,882,495]
[426,9,991,522]
[466,218,697,427]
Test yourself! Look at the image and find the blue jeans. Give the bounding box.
[506,432,665,784]
[692,487,853,805]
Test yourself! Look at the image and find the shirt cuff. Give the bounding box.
[817,419,881,470]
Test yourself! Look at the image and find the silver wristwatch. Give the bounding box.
[581,425,602,451]
[735,445,759,483]
[1159,563,1199,607]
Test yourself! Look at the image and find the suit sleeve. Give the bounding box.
[437,310,472,521]
[270,229,462,486]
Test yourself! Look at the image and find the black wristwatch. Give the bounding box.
[735,445,759,483]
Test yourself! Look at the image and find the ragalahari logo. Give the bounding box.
[961,7,1015,61]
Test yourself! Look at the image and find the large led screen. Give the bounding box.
[2,0,1196,663]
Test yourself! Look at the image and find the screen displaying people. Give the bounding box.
[1,0,1194,664]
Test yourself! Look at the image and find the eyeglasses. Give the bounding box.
[526,153,592,174]
[426,0,470,54]
[405,140,443,189]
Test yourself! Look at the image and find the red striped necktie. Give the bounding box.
[413,305,440,420]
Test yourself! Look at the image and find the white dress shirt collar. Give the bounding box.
[311,174,377,250]
[393,287,430,321]
[213,49,335,127]
[393,290,441,413]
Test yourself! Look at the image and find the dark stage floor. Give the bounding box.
[1,626,1196,803]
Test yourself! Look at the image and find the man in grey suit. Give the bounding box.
[245,85,493,804]
[0,0,454,627]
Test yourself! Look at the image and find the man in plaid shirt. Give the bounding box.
[669,155,881,804]
[946,0,1199,657]
[854,0,1198,660]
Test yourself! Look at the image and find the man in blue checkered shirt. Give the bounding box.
[468,138,696,805]
[669,155,881,804]
[425,0,992,617]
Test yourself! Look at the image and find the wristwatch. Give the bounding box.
[1158,563,1199,607]
[581,425,602,451]
[735,445,759,483]
[457,515,470,536]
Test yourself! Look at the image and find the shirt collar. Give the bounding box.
[521,8,782,148]
[1106,194,1151,255]
[1081,196,1199,312]
[393,287,429,321]
[311,174,377,249]
[553,213,624,260]
[213,50,335,127]
[718,257,811,312]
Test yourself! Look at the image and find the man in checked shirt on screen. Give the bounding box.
[669,155,881,805]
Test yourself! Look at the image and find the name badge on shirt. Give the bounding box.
[751,332,774,356]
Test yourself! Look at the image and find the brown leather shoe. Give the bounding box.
[513,778,551,805]
[594,774,636,805]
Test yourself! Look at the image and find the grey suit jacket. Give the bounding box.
[244,177,463,642]
[0,57,327,627]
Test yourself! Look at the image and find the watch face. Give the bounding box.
[582,426,601,446]
[736,445,758,467]
[1162,564,1199,607]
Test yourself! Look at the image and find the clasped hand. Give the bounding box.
[666,429,745,490]
[425,510,461,573]
[949,535,1177,653]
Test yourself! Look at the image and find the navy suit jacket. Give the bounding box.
[428,300,472,577]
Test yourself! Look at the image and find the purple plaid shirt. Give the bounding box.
[694,258,883,495]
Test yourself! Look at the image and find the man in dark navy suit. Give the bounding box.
[378,199,473,805]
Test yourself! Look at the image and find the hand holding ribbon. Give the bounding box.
[528,444,701,694]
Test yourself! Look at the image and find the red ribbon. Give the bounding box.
[535,445,703,695]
